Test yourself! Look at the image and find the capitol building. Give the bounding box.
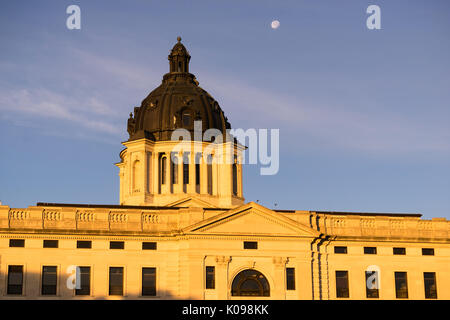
[0,38,448,300]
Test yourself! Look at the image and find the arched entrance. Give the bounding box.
[231,269,270,297]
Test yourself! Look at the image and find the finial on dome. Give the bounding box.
[177,36,181,42]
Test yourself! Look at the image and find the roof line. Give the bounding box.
[313,211,422,217]
[35,202,229,210]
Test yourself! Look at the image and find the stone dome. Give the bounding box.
[127,37,231,141]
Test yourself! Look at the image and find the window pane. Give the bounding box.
[110,241,125,249]
[231,269,270,297]
[43,240,58,248]
[142,242,157,250]
[232,156,238,196]
[424,272,437,299]
[422,248,434,256]
[393,247,406,255]
[334,246,347,254]
[365,271,379,298]
[183,112,191,126]
[42,266,57,295]
[77,240,92,249]
[7,265,23,295]
[395,272,408,299]
[171,157,178,185]
[75,267,91,296]
[364,247,377,254]
[195,163,200,185]
[183,164,189,184]
[243,241,258,249]
[161,157,166,185]
[335,271,349,298]
[142,267,156,296]
[109,267,124,296]
[286,268,295,290]
[9,239,25,247]
[206,266,215,289]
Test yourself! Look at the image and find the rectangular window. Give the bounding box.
[183,153,189,185]
[243,241,258,249]
[9,239,25,247]
[422,248,434,256]
[75,267,91,296]
[77,240,92,249]
[334,246,347,254]
[43,240,58,248]
[205,266,215,289]
[286,268,296,290]
[394,272,408,299]
[335,271,349,298]
[195,153,201,186]
[364,247,377,254]
[110,241,125,249]
[109,267,124,296]
[424,272,437,299]
[42,266,57,295]
[393,247,406,255]
[7,265,23,295]
[142,242,157,250]
[365,271,379,298]
[142,267,156,296]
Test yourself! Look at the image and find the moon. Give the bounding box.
[271,20,280,29]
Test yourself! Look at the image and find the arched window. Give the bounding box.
[232,156,238,196]
[231,269,270,297]
[171,153,178,185]
[182,110,192,127]
[159,155,167,194]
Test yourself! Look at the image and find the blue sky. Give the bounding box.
[0,1,449,219]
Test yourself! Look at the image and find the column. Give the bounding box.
[146,152,152,194]
[151,151,159,195]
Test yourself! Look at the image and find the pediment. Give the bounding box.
[183,202,319,237]
[166,196,218,208]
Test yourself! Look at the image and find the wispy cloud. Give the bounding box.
[0,47,163,139]
[0,88,121,135]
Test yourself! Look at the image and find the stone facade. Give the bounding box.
[0,202,448,299]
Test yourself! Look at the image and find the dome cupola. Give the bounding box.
[127,37,231,142]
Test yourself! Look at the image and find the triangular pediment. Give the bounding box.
[183,202,320,237]
[166,196,218,208]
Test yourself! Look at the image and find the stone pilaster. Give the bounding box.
[215,255,231,299]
